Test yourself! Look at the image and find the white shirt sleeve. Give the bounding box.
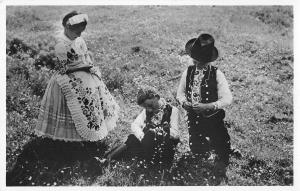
[170,107,179,140]
[215,69,233,109]
[176,69,188,105]
[131,110,146,141]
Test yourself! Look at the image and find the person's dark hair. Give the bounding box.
[137,88,160,105]
[62,11,87,30]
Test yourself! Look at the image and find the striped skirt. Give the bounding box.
[35,69,119,142]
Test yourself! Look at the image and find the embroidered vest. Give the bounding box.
[185,65,222,117]
[143,104,173,134]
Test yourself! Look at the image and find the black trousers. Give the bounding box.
[187,110,230,165]
[125,132,179,166]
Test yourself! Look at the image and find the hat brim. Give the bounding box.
[185,38,219,63]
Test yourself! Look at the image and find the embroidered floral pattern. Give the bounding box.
[67,73,106,131]
[53,59,68,74]
[53,33,93,74]
[191,67,210,104]
[67,48,79,62]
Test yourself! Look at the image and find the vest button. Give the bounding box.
[206,92,209,94]
[206,98,209,100]
[205,85,208,87]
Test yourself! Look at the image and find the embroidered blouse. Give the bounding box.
[54,32,94,73]
[176,65,233,109]
[131,99,179,141]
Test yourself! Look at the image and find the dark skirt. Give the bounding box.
[187,109,230,165]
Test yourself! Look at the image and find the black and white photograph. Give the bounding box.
[2,0,297,189]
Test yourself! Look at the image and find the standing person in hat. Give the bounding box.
[106,86,180,169]
[176,33,233,177]
[7,11,120,185]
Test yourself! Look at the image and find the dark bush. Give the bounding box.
[7,38,37,58]
[34,52,57,70]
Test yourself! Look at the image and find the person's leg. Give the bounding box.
[106,143,128,161]
[161,137,180,168]
[188,115,210,157]
[211,120,231,165]
[106,134,144,161]
[209,118,231,177]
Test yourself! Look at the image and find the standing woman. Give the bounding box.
[7,11,120,185]
[35,11,119,143]
[34,10,120,149]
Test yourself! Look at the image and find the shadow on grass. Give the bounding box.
[95,152,228,186]
[6,136,109,186]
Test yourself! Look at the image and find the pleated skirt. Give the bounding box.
[35,70,119,142]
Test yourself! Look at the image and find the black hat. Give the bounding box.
[185,33,218,63]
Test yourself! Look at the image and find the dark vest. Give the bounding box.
[144,104,172,134]
[186,65,223,118]
[186,65,218,103]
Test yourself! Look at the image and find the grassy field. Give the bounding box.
[6,6,293,186]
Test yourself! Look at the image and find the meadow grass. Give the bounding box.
[6,5,293,186]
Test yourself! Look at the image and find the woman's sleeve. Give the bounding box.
[215,69,233,109]
[73,37,88,55]
[176,69,188,105]
[54,42,67,61]
[170,107,180,139]
[131,110,146,141]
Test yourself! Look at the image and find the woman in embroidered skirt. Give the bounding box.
[7,11,119,185]
[35,11,119,143]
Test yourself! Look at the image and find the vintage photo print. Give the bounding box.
[2,0,298,190]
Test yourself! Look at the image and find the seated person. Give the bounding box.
[106,86,180,168]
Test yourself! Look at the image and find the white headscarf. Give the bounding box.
[67,14,88,25]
